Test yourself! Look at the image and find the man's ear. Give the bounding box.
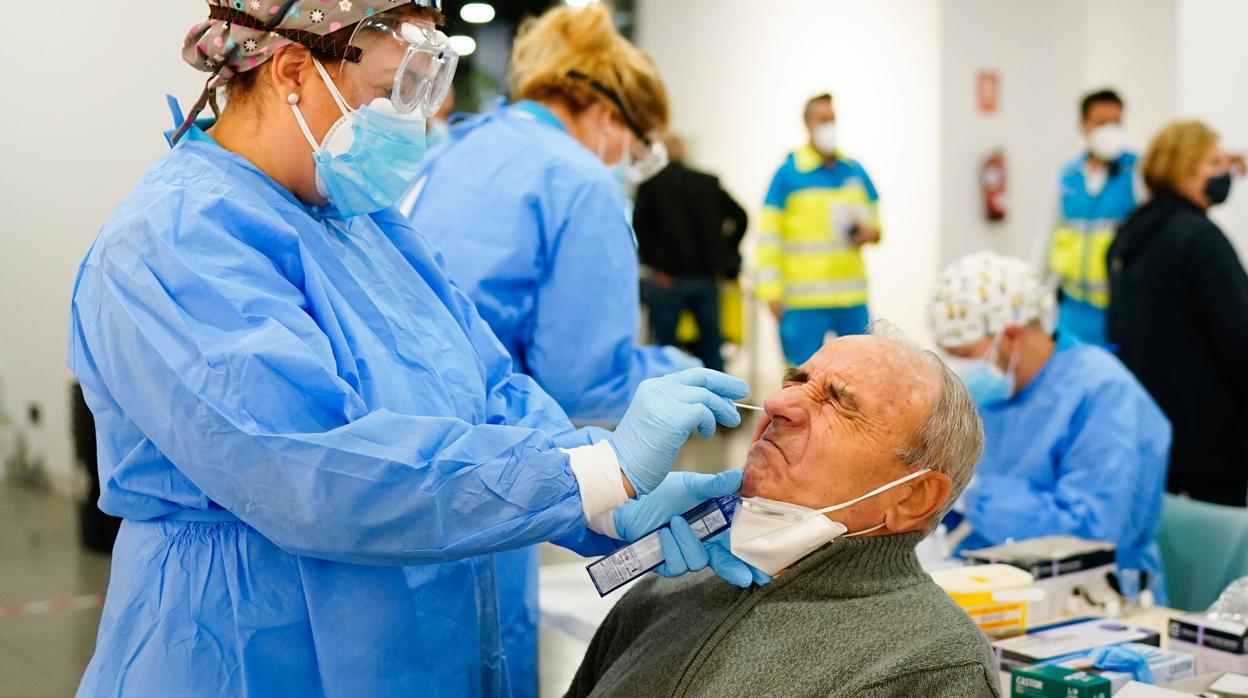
[885,472,953,533]
[1003,324,1029,351]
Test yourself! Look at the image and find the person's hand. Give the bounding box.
[614,470,742,540]
[661,346,703,372]
[608,369,749,494]
[651,270,677,287]
[767,301,785,322]
[1229,152,1247,177]
[657,520,772,588]
[850,224,881,248]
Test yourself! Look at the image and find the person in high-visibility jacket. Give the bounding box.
[1046,88,1140,346]
[757,93,880,366]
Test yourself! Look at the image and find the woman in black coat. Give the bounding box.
[1108,119,1248,506]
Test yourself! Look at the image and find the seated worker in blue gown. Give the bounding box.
[928,251,1171,602]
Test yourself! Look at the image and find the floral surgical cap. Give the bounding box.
[928,251,1056,349]
[182,0,440,80]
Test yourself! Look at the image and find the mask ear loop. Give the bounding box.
[287,93,320,151]
[597,121,613,162]
[312,58,354,115]
[992,330,1020,386]
[811,468,933,536]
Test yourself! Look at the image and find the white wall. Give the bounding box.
[0,4,205,493]
[1176,0,1248,257]
[1083,0,1177,151]
[636,0,944,382]
[938,0,1087,267]
[938,0,1180,270]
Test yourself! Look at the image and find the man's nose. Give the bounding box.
[763,387,810,427]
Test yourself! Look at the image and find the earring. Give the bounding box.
[287,93,300,105]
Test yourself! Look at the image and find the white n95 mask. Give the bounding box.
[1087,124,1128,162]
[730,468,931,575]
[812,122,839,156]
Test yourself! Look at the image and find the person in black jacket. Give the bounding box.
[1108,119,1248,506]
[634,136,748,372]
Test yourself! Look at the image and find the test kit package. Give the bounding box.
[1011,665,1115,698]
[964,536,1117,622]
[1010,642,1196,697]
[992,617,1161,673]
[585,494,738,597]
[963,536,1116,581]
[1168,613,1248,675]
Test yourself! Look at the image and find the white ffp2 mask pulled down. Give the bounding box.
[730,468,931,576]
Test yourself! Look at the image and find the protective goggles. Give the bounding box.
[339,16,458,116]
[568,70,668,180]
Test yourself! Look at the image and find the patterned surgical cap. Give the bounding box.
[182,0,440,80]
[928,251,1056,349]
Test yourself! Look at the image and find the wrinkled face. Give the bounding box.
[1081,100,1123,136]
[741,336,941,532]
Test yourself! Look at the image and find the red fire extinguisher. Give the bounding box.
[981,149,1007,222]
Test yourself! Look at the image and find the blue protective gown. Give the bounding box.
[954,335,1172,601]
[67,124,619,697]
[400,101,678,695]
[401,101,677,423]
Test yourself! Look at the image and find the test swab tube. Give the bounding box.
[733,402,763,412]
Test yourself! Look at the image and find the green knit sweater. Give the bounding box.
[566,532,1002,697]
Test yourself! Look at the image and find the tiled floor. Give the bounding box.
[0,484,111,698]
[0,414,759,698]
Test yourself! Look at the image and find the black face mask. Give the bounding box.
[1206,173,1233,205]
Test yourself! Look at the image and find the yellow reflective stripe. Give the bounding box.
[793,144,824,173]
[782,282,869,309]
[780,249,866,288]
[755,212,784,301]
[760,206,784,235]
[786,278,869,295]
[784,239,848,254]
[1047,224,1114,308]
[781,188,872,241]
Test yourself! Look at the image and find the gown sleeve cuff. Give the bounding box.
[563,440,629,529]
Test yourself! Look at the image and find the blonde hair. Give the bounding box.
[1142,120,1220,196]
[509,4,669,134]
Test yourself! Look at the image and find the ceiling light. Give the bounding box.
[459,3,495,24]
[448,35,477,57]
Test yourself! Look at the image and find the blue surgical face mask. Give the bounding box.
[288,59,427,217]
[945,334,1017,408]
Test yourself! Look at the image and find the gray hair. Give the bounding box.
[868,320,984,528]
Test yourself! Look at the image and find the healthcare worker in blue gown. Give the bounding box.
[67,3,765,696]
[398,7,698,694]
[929,252,1172,603]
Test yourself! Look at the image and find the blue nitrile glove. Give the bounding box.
[614,470,743,540]
[1090,645,1155,683]
[608,368,749,494]
[662,346,704,372]
[657,520,771,588]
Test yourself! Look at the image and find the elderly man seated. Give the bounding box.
[567,324,1001,698]
[930,252,1170,601]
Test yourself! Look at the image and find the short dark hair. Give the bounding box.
[1080,89,1124,121]
[804,92,833,121]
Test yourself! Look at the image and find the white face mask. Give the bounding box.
[730,468,931,576]
[812,122,839,156]
[1087,123,1128,162]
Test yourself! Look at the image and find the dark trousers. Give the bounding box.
[645,276,723,372]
